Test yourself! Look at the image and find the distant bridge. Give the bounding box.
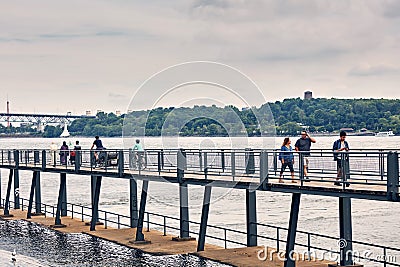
[0,113,95,125]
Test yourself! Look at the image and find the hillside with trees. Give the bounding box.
[1,98,399,137]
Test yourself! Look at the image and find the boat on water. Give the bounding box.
[60,124,70,137]
[375,130,395,137]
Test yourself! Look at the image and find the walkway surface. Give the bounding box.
[1,208,339,267]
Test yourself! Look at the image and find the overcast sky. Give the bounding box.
[1,0,399,115]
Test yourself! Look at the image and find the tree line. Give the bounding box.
[1,98,399,137]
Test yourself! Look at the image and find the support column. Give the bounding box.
[197,186,212,252]
[246,189,257,247]
[284,193,301,267]
[34,171,42,214]
[53,173,67,227]
[13,150,20,209]
[132,180,150,243]
[61,173,67,216]
[180,183,189,238]
[1,169,14,217]
[27,171,38,219]
[90,176,102,231]
[339,197,353,266]
[130,178,138,228]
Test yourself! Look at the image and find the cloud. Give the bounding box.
[348,64,399,76]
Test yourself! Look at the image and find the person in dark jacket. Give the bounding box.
[279,137,295,183]
[332,131,350,186]
[59,141,69,165]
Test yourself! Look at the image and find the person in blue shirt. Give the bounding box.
[332,131,350,186]
[279,137,295,183]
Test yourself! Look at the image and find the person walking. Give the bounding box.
[295,131,316,179]
[132,139,145,169]
[279,137,295,183]
[90,136,104,162]
[70,140,81,164]
[333,131,350,186]
[59,141,69,165]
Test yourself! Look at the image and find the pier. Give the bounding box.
[0,148,399,266]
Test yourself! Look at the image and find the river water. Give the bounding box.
[0,136,399,266]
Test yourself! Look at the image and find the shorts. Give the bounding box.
[303,156,309,166]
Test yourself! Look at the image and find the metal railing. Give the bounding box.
[1,148,399,195]
[2,197,399,266]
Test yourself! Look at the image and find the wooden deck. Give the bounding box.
[1,208,338,267]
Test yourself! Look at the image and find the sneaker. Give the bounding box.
[334,182,341,186]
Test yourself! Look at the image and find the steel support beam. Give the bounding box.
[34,171,42,214]
[3,169,13,216]
[27,171,38,219]
[179,183,190,238]
[54,173,67,226]
[90,175,100,222]
[130,178,138,228]
[90,176,102,231]
[135,180,149,242]
[339,197,353,266]
[246,189,257,247]
[284,193,301,267]
[13,150,20,209]
[197,186,212,251]
[61,173,67,216]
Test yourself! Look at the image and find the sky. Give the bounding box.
[0,0,399,115]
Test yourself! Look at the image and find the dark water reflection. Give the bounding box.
[0,220,229,267]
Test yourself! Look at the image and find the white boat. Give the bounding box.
[60,124,70,137]
[375,130,395,137]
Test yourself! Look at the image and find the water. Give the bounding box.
[0,136,400,266]
[0,220,226,267]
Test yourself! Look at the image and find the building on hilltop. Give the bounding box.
[304,91,313,99]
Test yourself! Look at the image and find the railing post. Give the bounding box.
[177,149,186,183]
[387,152,399,201]
[129,149,134,169]
[204,152,208,180]
[74,150,81,173]
[118,150,124,177]
[260,150,269,189]
[221,149,225,172]
[245,148,255,174]
[157,151,162,174]
[231,151,236,180]
[42,150,46,170]
[34,150,40,165]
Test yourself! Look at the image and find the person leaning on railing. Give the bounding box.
[333,131,350,186]
[279,137,296,183]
